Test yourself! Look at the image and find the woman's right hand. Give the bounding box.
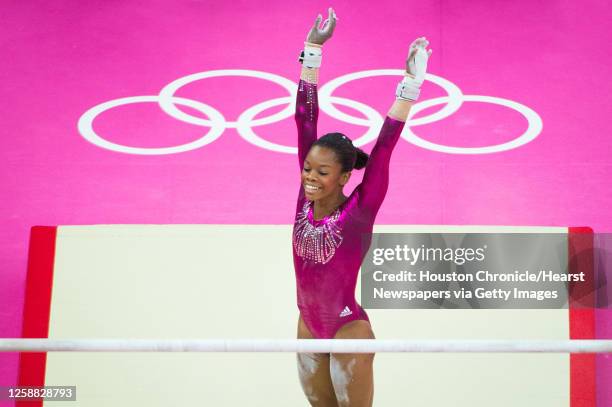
[306,7,337,46]
[405,37,432,84]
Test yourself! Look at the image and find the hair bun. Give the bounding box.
[354,148,369,170]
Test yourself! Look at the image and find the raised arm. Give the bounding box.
[295,8,337,170]
[388,37,432,121]
[359,37,432,215]
[295,64,320,170]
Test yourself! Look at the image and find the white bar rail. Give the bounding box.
[1,339,611,353]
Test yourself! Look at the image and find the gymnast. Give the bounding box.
[292,7,432,406]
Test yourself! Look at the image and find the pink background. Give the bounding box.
[1,0,611,404]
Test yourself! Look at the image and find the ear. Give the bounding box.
[340,171,352,186]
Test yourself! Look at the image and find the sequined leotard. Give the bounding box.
[292,78,406,339]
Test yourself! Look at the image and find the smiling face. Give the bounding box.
[302,145,351,201]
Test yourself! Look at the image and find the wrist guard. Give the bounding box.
[298,43,322,68]
[395,75,421,101]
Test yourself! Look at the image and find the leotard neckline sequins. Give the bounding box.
[306,191,355,226]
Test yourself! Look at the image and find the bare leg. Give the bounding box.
[330,320,376,407]
[297,314,339,407]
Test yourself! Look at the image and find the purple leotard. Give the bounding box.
[292,78,405,339]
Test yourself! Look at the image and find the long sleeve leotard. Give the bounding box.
[292,78,405,339]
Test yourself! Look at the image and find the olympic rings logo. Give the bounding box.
[77,69,542,155]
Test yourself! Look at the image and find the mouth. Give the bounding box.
[304,183,321,194]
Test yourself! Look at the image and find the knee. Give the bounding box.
[301,382,320,405]
[329,356,356,404]
[297,352,329,380]
[297,353,318,378]
[330,353,375,403]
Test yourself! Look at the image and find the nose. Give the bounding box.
[306,173,317,183]
[303,171,316,183]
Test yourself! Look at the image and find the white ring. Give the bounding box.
[403,95,543,154]
[77,96,225,155]
[236,96,382,153]
[157,69,296,128]
[318,70,464,127]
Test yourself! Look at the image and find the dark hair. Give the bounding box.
[311,132,369,172]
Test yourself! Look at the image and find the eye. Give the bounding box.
[319,171,328,176]
[303,167,311,172]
